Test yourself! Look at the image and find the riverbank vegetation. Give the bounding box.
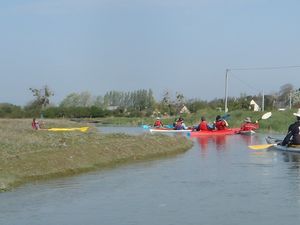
[1,84,300,120]
[0,119,193,191]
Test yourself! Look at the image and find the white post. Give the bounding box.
[289,91,292,109]
[262,90,264,112]
[224,69,229,113]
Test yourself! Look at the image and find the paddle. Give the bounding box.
[257,112,272,121]
[221,114,230,120]
[248,143,277,150]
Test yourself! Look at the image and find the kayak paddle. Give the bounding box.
[248,143,277,150]
[258,112,272,121]
[47,127,89,132]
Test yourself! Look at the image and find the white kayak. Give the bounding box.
[149,128,192,133]
[265,136,300,153]
[238,130,256,136]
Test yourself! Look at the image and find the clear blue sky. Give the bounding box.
[1,0,300,106]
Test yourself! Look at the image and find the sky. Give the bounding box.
[1,0,300,106]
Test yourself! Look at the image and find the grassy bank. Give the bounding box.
[0,119,193,191]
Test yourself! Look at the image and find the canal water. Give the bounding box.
[1,128,300,225]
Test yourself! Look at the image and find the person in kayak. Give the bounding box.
[153,117,164,128]
[195,116,213,131]
[281,109,300,146]
[32,118,41,130]
[214,115,229,130]
[240,117,259,131]
[174,117,188,130]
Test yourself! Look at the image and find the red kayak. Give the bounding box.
[189,128,241,137]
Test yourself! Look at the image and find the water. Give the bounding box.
[1,129,300,225]
[97,126,147,135]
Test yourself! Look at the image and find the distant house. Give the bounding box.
[250,100,260,111]
[107,105,119,111]
[179,105,190,114]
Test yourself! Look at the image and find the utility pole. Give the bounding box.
[224,69,229,113]
[262,90,265,112]
[289,91,292,109]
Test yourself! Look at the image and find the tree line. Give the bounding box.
[1,84,300,118]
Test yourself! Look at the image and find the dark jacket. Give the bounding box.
[282,120,300,146]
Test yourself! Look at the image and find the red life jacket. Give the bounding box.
[32,121,39,130]
[240,122,259,131]
[154,120,163,127]
[199,121,209,131]
[215,120,227,130]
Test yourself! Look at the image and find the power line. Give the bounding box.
[230,72,260,94]
[227,65,300,71]
[224,65,300,112]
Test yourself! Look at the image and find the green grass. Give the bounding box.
[0,119,193,191]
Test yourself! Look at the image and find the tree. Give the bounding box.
[175,92,185,113]
[28,85,54,115]
[277,83,293,107]
[60,91,93,107]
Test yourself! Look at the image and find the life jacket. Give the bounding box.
[175,121,183,130]
[154,120,163,127]
[282,121,300,145]
[32,121,39,130]
[215,120,228,130]
[240,122,259,131]
[199,121,209,131]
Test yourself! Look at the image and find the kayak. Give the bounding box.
[189,128,240,137]
[142,124,174,129]
[265,136,300,153]
[45,127,89,132]
[238,130,256,136]
[149,128,192,133]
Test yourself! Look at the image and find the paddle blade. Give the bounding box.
[248,144,274,150]
[79,127,89,132]
[261,112,272,120]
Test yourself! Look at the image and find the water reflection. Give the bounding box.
[239,134,261,146]
[193,135,228,151]
[282,152,300,163]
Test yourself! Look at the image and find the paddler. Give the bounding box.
[174,117,188,130]
[153,117,164,128]
[195,116,213,131]
[281,108,300,146]
[240,117,259,131]
[214,115,229,130]
[31,118,41,130]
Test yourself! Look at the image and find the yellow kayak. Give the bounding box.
[46,127,89,132]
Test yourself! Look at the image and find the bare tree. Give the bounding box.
[29,85,54,110]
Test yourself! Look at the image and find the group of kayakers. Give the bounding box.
[193,115,258,132]
[153,114,259,132]
[153,108,300,147]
